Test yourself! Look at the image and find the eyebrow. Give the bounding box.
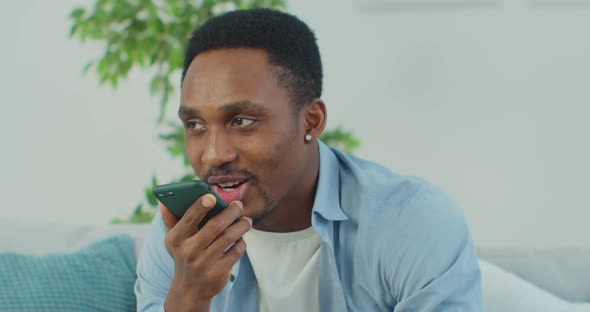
[178,100,270,119]
[219,100,270,116]
[178,106,198,119]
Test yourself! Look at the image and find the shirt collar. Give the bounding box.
[311,141,348,222]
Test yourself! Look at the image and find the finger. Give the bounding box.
[168,193,216,241]
[158,202,179,232]
[204,217,252,257]
[218,238,247,272]
[192,201,244,249]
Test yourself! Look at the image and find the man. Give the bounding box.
[135,8,482,312]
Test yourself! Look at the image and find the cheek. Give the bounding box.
[185,137,203,172]
[236,138,277,170]
[239,128,302,186]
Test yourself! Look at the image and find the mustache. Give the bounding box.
[203,167,258,184]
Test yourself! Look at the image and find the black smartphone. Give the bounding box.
[152,180,228,229]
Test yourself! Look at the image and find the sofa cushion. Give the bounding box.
[480,259,590,312]
[0,218,151,259]
[0,234,137,311]
[478,247,590,302]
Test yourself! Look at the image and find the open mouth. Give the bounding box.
[210,179,249,205]
[217,179,247,191]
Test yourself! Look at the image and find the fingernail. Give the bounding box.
[244,217,253,227]
[202,195,214,208]
[233,201,243,210]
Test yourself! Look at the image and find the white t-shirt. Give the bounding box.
[242,226,321,312]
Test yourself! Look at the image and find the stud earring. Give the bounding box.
[305,134,312,142]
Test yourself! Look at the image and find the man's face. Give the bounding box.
[180,48,309,223]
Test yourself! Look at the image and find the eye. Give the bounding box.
[230,117,256,128]
[185,119,206,132]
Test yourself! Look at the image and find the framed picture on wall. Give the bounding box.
[357,0,496,9]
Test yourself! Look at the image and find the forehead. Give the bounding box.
[180,48,288,114]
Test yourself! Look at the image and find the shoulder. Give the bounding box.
[135,213,175,310]
[137,212,174,277]
[332,147,475,277]
[332,147,457,223]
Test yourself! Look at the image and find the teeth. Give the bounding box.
[219,181,242,188]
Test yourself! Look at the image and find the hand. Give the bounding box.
[159,194,252,311]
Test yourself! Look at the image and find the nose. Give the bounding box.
[201,129,238,169]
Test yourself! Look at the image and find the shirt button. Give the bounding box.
[229,274,235,282]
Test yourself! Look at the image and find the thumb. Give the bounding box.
[158,202,179,231]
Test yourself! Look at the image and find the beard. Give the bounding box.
[250,190,280,226]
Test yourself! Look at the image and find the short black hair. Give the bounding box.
[181,8,323,107]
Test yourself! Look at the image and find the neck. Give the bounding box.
[253,142,320,232]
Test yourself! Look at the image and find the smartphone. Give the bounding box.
[152,180,228,229]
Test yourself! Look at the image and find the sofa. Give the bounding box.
[1,218,589,311]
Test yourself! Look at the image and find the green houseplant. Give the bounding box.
[68,0,359,223]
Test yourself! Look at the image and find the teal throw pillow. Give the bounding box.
[0,234,137,311]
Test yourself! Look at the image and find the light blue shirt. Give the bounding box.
[135,141,482,311]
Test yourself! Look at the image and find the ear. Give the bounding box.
[301,98,327,142]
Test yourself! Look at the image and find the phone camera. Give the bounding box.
[157,191,174,198]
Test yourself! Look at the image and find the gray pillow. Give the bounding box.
[478,247,590,302]
[480,259,590,312]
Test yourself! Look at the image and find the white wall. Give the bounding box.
[0,0,185,227]
[1,0,588,248]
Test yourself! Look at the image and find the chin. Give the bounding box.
[242,202,266,220]
[239,184,279,222]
